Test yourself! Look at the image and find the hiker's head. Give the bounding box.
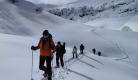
[43,30,49,38]
[43,35,48,38]
[57,41,61,46]
[74,46,76,48]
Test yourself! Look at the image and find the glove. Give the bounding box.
[31,45,36,51]
[52,51,55,54]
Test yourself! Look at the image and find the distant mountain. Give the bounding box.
[47,0,138,23]
[60,0,120,8]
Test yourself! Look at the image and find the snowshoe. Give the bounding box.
[55,66,59,68]
[41,77,48,80]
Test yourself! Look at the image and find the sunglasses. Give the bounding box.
[43,34,48,37]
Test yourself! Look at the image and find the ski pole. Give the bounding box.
[64,55,67,69]
[53,53,54,80]
[84,48,85,53]
[31,50,34,80]
[51,52,54,80]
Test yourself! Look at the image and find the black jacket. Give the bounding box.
[80,45,84,50]
[56,45,64,55]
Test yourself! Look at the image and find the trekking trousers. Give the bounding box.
[73,53,77,58]
[56,54,64,67]
[39,56,52,78]
[80,50,83,54]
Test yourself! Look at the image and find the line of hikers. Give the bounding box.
[72,44,84,59]
[92,48,101,56]
[31,30,101,80]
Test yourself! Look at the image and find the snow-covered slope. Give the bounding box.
[0,0,138,80]
[48,0,138,23]
[0,0,74,36]
[49,0,122,8]
[0,32,138,80]
[47,0,138,31]
[85,15,138,32]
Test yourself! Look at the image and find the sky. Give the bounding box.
[26,0,78,5]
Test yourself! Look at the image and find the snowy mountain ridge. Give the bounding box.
[0,0,138,80]
[37,4,58,11]
[48,0,138,23]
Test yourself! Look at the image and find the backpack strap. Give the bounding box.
[49,39,51,46]
[49,39,54,50]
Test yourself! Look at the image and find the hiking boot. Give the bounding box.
[48,77,52,80]
[43,73,48,77]
[62,65,64,67]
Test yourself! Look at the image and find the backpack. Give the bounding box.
[62,45,66,54]
[80,45,84,50]
[49,39,54,50]
[62,42,66,54]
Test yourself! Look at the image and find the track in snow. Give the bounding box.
[52,52,85,80]
[90,26,133,63]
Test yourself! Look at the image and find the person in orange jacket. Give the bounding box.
[31,30,56,80]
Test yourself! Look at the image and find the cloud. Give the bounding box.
[26,0,78,5]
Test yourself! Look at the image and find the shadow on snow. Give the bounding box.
[68,69,95,80]
[83,54,104,65]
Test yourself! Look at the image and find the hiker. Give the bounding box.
[10,0,18,3]
[72,46,77,59]
[80,44,84,54]
[55,41,66,68]
[92,48,96,55]
[98,51,101,56]
[31,30,56,80]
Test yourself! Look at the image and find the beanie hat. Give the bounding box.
[57,41,61,45]
[43,30,49,36]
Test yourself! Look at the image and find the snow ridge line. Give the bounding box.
[52,53,84,80]
[90,26,133,63]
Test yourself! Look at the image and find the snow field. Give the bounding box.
[0,0,138,80]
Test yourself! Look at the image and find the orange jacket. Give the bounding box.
[36,38,56,56]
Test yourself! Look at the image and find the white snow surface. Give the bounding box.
[0,0,138,80]
[85,16,138,32]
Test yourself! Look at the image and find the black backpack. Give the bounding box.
[56,42,66,54]
[62,45,66,54]
[61,42,66,54]
[49,39,54,50]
